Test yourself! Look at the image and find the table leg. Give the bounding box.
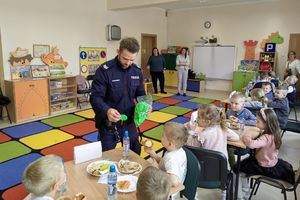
[234,151,241,200]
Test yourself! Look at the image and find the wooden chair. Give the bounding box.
[0,87,12,123]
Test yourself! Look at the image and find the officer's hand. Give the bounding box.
[107,108,121,122]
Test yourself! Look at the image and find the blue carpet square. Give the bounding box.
[152,102,169,111]
[175,101,200,110]
[0,153,42,190]
[82,131,98,142]
[2,122,53,139]
[169,95,194,101]
[169,117,190,124]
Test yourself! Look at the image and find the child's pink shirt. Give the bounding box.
[243,134,278,167]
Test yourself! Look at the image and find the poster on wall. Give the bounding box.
[79,47,107,77]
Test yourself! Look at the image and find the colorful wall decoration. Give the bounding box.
[260,32,284,50]
[79,47,107,77]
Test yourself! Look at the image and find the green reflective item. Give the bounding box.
[120,114,128,121]
[134,102,150,126]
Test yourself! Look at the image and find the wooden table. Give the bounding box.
[64,148,184,199]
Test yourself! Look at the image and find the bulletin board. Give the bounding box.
[79,47,107,77]
[192,45,236,80]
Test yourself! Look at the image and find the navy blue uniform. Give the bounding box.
[90,56,145,154]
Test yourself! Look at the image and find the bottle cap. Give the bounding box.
[110,165,116,172]
[124,130,128,137]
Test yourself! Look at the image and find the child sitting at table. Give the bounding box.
[245,88,269,109]
[267,86,289,129]
[144,122,188,189]
[226,92,256,126]
[136,166,171,200]
[234,108,294,199]
[23,155,67,200]
[262,82,274,100]
[186,104,239,159]
[284,75,298,103]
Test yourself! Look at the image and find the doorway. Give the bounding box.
[288,33,300,90]
[141,34,157,79]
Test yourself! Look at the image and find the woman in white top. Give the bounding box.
[176,48,190,96]
[285,51,300,78]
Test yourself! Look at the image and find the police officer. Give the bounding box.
[90,37,146,154]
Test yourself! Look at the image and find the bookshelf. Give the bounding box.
[48,76,77,114]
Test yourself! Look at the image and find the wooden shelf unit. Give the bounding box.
[48,76,77,114]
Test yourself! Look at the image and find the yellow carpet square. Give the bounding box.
[74,109,95,119]
[148,111,177,123]
[20,130,74,150]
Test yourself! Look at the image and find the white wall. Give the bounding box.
[0,0,167,80]
[167,0,300,78]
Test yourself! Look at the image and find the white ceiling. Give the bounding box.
[109,0,278,11]
[155,0,277,10]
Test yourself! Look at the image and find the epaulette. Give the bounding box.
[101,64,110,70]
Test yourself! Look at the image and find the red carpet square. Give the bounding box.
[0,132,11,143]
[41,139,89,162]
[183,111,194,118]
[139,120,160,132]
[155,97,182,105]
[2,184,28,200]
[60,120,97,136]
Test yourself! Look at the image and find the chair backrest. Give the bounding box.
[0,87,11,106]
[76,75,88,91]
[86,74,95,89]
[186,145,228,190]
[295,163,300,186]
[180,146,201,200]
[73,141,102,164]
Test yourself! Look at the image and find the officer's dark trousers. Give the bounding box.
[150,71,165,93]
[98,122,141,155]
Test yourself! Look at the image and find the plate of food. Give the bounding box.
[86,160,113,176]
[117,159,142,175]
[117,175,138,193]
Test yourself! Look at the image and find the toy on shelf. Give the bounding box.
[8,47,33,80]
[41,47,68,68]
[244,40,258,60]
[8,47,33,66]
[260,32,284,50]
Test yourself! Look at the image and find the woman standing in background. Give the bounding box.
[147,47,167,94]
[284,51,300,78]
[176,48,190,96]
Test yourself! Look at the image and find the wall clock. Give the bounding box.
[204,21,211,29]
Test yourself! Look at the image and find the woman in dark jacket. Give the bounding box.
[147,47,167,94]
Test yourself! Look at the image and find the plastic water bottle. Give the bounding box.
[107,165,117,200]
[219,103,223,113]
[123,130,130,160]
[239,114,245,136]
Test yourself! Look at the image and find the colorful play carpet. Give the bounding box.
[0,93,224,199]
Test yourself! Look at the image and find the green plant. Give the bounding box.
[196,72,206,81]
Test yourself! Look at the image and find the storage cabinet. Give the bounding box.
[164,70,178,87]
[5,79,49,122]
[232,71,256,92]
[48,76,77,114]
[259,52,277,72]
